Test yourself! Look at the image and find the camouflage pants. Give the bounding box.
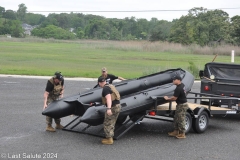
[46,116,61,125]
[46,99,61,125]
[174,103,189,133]
[103,104,121,138]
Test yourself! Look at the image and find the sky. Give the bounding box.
[1,0,240,21]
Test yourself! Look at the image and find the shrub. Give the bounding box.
[188,61,199,78]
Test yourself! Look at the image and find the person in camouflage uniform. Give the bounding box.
[98,76,121,145]
[43,72,64,132]
[164,74,189,139]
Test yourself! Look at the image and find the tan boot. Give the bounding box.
[46,125,56,132]
[176,132,186,139]
[168,130,179,137]
[55,124,64,129]
[101,137,113,145]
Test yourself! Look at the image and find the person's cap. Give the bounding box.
[102,67,107,72]
[172,74,182,81]
[98,76,106,82]
[54,72,64,81]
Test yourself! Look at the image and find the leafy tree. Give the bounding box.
[3,10,16,20]
[136,18,149,39]
[0,6,5,17]
[71,15,84,30]
[9,20,24,37]
[31,25,76,39]
[84,19,110,39]
[57,13,70,29]
[25,13,45,25]
[109,27,121,40]
[17,3,27,21]
[40,14,59,27]
[169,15,194,45]
[230,15,240,45]
[76,27,84,39]
[170,7,231,46]
[149,20,172,41]
[0,20,24,37]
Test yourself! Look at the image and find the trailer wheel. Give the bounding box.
[116,116,127,124]
[185,112,192,133]
[192,111,209,133]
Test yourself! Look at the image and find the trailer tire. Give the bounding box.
[192,111,209,133]
[116,116,127,124]
[185,112,192,133]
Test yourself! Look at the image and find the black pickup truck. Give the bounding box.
[199,62,240,106]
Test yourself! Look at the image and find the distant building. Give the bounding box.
[22,23,38,36]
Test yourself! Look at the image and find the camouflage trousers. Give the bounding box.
[174,103,189,133]
[46,116,61,125]
[46,99,61,125]
[103,104,121,138]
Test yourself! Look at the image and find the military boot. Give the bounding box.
[101,137,113,145]
[176,132,186,139]
[168,130,179,137]
[55,124,64,129]
[46,125,56,132]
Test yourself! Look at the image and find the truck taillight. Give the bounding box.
[204,86,209,91]
[230,94,233,96]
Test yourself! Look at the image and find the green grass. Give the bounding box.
[0,40,240,79]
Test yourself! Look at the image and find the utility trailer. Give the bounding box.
[63,92,240,139]
[145,92,240,134]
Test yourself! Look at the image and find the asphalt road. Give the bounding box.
[0,77,240,160]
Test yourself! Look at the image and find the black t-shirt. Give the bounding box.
[45,79,64,92]
[173,83,187,104]
[101,74,118,84]
[102,85,120,105]
[93,74,118,88]
[102,86,112,97]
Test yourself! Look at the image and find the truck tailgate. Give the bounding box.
[212,82,240,96]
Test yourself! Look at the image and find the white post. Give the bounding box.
[231,50,234,63]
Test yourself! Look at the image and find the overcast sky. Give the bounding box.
[1,0,240,21]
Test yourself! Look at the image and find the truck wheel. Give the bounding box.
[192,111,209,133]
[185,112,192,133]
[116,116,127,124]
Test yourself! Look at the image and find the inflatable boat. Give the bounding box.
[42,68,194,120]
[80,69,194,126]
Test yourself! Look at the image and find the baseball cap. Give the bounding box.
[102,67,107,72]
[98,76,106,82]
[172,74,182,81]
[54,72,64,81]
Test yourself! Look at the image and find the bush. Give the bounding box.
[188,61,199,78]
[31,25,76,40]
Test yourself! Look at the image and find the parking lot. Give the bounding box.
[0,76,240,160]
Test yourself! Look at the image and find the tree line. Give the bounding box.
[0,4,240,45]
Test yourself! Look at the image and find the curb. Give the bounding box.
[0,74,200,83]
[0,74,97,81]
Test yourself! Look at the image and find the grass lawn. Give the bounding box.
[0,40,239,79]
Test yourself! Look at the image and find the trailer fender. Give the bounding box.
[193,107,210,119]
[187,108,194,118]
